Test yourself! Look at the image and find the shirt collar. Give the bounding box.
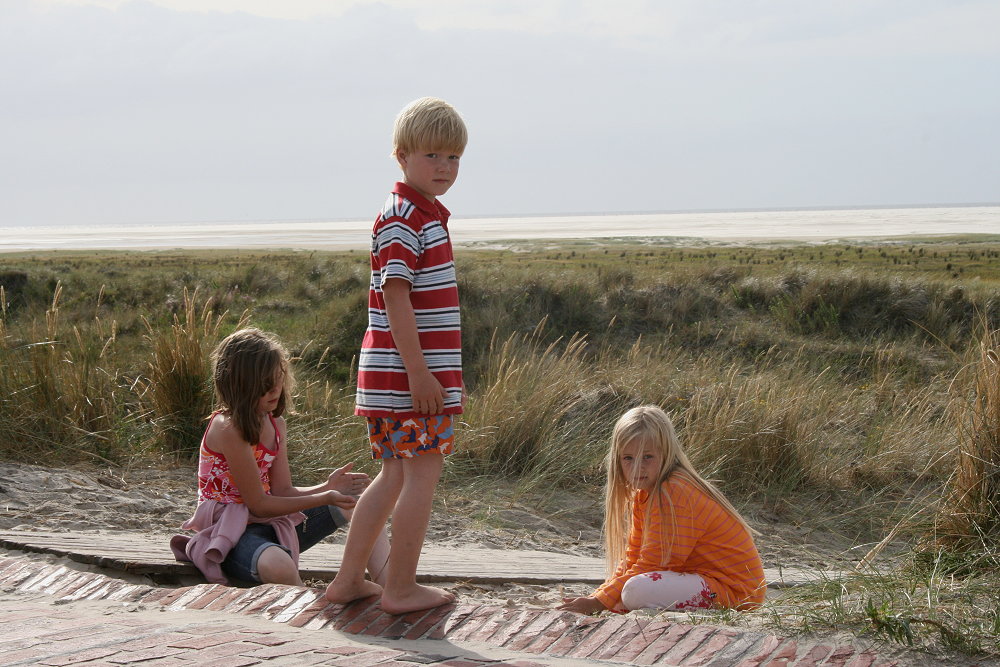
[392,182,451,221]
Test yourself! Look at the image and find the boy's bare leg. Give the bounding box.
[380,452,456,615]
[337,507,391,586]
[325,463,402,603]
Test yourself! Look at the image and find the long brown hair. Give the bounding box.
[603,405,753,574]
[210,328,295,445]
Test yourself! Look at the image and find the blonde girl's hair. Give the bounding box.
[210,328,295,446]
[603,405,754,574]
[392,97,468,156]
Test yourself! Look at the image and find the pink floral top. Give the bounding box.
[197,412,280,504]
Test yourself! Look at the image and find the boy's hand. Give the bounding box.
[324,490,357,510]
[557,596,605,615]
[326,463,370,496]
[409,370,447,414]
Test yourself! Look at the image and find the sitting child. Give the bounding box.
[171,327,389,586]
[559,405,765,613]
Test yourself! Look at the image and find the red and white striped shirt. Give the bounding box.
[355,182,463,418]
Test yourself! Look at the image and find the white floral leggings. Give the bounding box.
[619,571,716,611]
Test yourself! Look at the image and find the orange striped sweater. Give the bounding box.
[593,474,766,610]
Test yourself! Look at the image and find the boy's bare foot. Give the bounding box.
[324,578,382,604]
[380,583,457,615]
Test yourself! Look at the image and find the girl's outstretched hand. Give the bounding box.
[557,596,605,615]
[324,489,358,510]
[326,463,371,496]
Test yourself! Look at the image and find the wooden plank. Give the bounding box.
[0,530,605,584]
[0,530,841,589]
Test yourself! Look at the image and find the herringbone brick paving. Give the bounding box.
[0,554,917,665]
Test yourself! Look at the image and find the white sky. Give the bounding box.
[2,0,999,226]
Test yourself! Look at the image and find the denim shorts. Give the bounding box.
[221,505,348,584]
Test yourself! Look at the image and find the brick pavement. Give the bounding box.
[0,554,914,666]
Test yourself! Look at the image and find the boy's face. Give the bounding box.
[396,147,462,203]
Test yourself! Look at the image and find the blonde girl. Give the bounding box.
[559,405,765,614]
[172,328,389,586]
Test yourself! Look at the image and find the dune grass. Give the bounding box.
[142,288,239,457]
[2,237,1000,658]
[933,327,1000,558]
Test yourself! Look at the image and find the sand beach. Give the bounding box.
[2,205,998,252]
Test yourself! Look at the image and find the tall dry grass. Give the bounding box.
[0,247,990,505]
[678,363,815,492]
[452,320,956,516]
[935,328,1000,553]
[0,283,144,462]
[142,289,237,458]
[458,323,611,485]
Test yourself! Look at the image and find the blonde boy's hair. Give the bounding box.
[603,405,754,576]
[392,97,467,155]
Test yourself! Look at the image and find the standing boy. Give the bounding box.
[325,97,467,614]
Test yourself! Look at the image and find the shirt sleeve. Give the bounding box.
[592,495,659,609]
[592,505,642,608]
[374,218,422,287]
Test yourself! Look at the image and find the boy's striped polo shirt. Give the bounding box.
[355,181,463,418]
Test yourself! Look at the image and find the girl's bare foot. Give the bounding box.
[380,583,457,615]
[324,577,382,604]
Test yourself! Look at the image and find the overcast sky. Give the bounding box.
[2,0,999,227]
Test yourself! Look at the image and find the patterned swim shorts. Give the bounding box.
[366,415,455,460]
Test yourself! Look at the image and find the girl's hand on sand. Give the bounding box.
[325,490,357,510]
[557,596,605,615]
[327,463,370,496]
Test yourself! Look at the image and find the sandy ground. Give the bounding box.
[6,462,959,665]
[0,461,879,610]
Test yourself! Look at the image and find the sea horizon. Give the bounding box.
[2,203,999,252]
